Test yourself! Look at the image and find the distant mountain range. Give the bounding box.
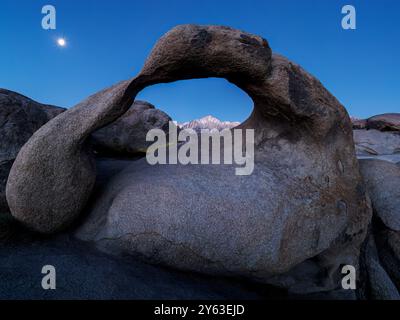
[178,115,240,132]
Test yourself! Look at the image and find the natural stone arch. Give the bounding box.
[6,25,371,289]
[135,25,347,141]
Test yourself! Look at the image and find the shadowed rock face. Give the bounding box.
[361,232,400,300]
[7,25,371,290]
[0,89,65,215]
[375,227,400,292]
[0,236,277,300]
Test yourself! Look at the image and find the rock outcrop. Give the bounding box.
[91,100,171,156]
[0,89,65,216]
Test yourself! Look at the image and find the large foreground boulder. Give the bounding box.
[7,25,371,294]
[360,232,400,300]
[91,100,171,157]
[375,227,400,292]
[0,89,65,215]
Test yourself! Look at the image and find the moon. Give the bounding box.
[57,38,66,47]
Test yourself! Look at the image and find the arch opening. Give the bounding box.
[136,78,254,127]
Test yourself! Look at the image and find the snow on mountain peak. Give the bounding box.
[178,116,240,131]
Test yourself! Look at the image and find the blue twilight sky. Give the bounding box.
[0,0,399,122]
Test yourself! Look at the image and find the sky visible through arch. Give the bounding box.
[0,0,399,122]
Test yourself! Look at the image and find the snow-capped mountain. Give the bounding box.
[179,115,240,132]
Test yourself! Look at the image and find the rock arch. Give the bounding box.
[6,25,371,287]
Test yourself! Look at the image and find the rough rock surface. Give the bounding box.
[0,89,65,215]
[7,25,371,293]
[91,100,171,156]
[367,114,400,132]
[359,159,400,231]
[375,227,400,291]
